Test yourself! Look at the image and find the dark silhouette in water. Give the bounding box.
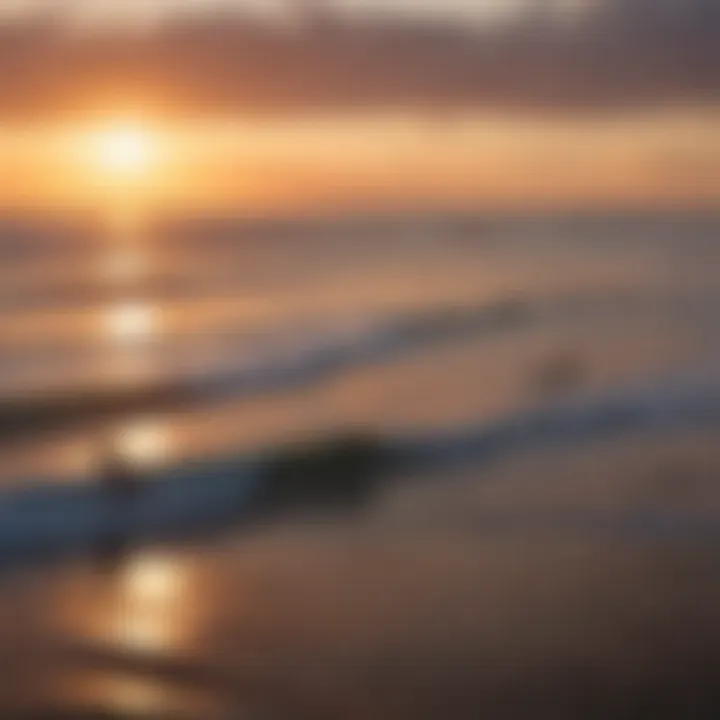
[100,450,142,504]
[531,350,586,397]
[94,443,143,569]
[254,431,393,517]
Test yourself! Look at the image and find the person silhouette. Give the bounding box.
[95,436,142,568]
[100,445,141,504]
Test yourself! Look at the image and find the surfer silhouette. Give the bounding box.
[100,443,141,504]
[96,436,142,568]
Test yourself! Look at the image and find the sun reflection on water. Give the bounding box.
[97,675,171,717]
[114,553,188,653]
[104,302,158,343]
[100,247,149,284]
[114,420,172,469]
[56,550,206,717]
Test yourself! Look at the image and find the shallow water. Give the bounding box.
[2,214,720,485]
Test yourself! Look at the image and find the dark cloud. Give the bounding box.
[0,0,718,119]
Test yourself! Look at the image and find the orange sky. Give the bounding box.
[1,109,718,213]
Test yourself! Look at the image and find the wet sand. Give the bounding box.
[0,424,718,719]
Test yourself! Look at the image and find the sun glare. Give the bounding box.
[87,121,159,175]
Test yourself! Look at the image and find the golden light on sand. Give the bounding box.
[124,552,184,607]
[111,551,189,652]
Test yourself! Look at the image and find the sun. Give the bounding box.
[87,121,159,175]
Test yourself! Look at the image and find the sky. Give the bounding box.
[2,110,717,213]
[1,1,717,118]
[0,0,563,27]
[0,0,716,212]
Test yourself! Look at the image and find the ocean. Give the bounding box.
[0,211,719,718]
[3,212,719,484]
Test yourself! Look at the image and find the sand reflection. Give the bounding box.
[112,552,190,653]
[56,549,207,716]
[59,550,196,654]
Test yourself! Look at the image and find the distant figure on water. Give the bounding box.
[532,349,586,397]
[95,436,142,568]
[100,444,142,504]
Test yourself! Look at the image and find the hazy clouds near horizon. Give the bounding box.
[0,0,591,26]
[0,0,717,119]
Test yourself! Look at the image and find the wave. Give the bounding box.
[1,372,720,570]
[396,371,720,468]
[0,296,533,440]
[4,287,719,443]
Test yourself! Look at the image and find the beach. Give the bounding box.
[0,213,718,717]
